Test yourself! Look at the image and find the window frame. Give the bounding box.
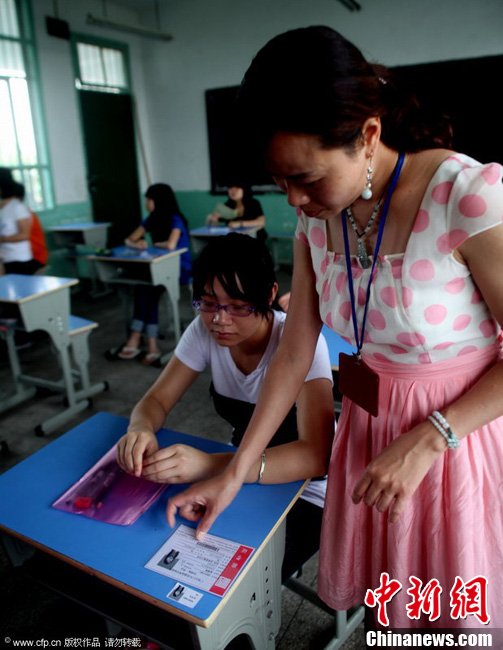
[0,0,54,210]
[71,32,132,95]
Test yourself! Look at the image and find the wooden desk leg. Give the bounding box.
[196,520,286,650]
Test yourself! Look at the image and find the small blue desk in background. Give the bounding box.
[49,222,112,295]
[321,325,357,371]
[0,274,107,435]
[87,246,188,354]
[190,225,260,256]
[0,412,304,649]
[48,222,112,250]
[321,326,356,417]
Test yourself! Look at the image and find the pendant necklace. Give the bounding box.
[344,154,404,269]
[345,200,382,269]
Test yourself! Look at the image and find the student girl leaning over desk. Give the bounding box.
[167,27,503,630]
[118,183,192,365]
[117,233,335,581]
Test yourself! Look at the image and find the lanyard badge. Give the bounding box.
[338,153,405,417]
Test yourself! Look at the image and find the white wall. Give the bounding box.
[31,0,154,207]
[30,0,502,203]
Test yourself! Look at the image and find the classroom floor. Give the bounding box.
[0,272,366,650]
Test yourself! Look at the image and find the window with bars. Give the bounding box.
[75,40,128,93]
[0,0,52,210]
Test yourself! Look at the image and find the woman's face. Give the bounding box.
[145,197,155,213]
[265,131,368,219]
[199,277,268,348]
[228,186,244,202]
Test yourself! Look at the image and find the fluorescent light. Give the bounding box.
[86,13,173,42]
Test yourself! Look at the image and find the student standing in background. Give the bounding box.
[0,168,43,275]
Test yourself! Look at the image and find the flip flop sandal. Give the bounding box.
[141,352,162,366]
[118,346,142,359]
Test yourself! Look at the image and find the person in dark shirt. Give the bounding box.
[207,183,267,241]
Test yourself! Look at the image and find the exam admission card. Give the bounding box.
[146,524,254,597]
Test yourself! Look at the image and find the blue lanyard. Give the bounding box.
[341,152,405,356]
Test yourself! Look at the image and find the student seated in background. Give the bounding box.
[206,182,267,242]
[117,233,335,581]
[0,168,44,275]
[118,183,192,365]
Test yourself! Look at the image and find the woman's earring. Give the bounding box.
[361,156,373,200]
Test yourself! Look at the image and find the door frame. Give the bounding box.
[69,32,143,223]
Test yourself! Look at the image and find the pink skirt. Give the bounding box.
[318,344,503,629]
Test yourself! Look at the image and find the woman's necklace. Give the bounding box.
[344,153,404,269]
[345,200,382,269]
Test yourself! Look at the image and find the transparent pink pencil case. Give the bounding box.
[52,444,167,525]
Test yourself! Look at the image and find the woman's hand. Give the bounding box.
[116,429,159,477]
[227,220,242,229]
[153,241,168,249]
[142,444,215,483]
[166,472,244,540]
[352,422,446,523]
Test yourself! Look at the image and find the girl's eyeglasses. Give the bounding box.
[192,299,256,317]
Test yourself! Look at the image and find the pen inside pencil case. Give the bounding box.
[52,444,168,525]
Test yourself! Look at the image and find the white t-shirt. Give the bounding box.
[0,198,32,263]
[175,310,334,507]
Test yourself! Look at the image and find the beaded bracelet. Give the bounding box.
[256,451,266,484]
[427,411,460,449]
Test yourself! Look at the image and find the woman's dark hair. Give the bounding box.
[0,167,18,199]
[237,26,452,156]
[145,183,188,231]
[192,233,278,317]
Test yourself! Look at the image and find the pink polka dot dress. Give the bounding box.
[297,154,503,628]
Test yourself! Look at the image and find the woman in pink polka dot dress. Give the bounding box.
[167,27,503,631]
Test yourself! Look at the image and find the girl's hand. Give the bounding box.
[352,422,446,523]
[228,220,242,229]
[166,472,243,540]
[142,444,214,483]
[153,241,167,249]
[125,238,148,250]
[206,213,219,226]
[116,429,158,477]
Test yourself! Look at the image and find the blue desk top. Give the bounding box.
[321,325,356,369]
[90,245,186,262]
[0,274,78,303]
[0,412,303,626]
[49,222,111,231]
[190,226,258,236]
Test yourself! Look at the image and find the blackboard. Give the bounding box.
[205,55,503,194]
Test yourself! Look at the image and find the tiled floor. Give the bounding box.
[0,275,366,649]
